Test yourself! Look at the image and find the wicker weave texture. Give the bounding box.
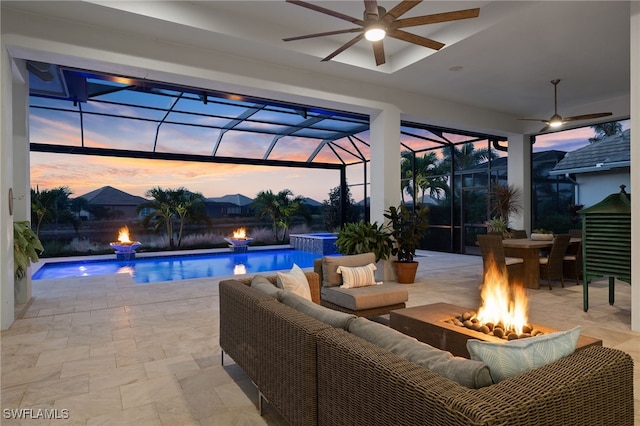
[316,327,634,426]
[219,280,276,381]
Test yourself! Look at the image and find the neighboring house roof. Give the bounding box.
[77,185,148,205]
[550,129,630,175]
[206,193,254,207]
[302,197,322,207]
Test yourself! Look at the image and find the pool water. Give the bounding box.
[32,249,325,284]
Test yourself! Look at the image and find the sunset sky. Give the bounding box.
[29,105,629,203]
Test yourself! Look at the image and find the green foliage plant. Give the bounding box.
[383,204,430,263]
[486,217,509,235]
[335,220,391,262]
[13,221,44,279]
[490,183,522,224]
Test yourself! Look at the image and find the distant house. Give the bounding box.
[204,194,254,217]
[76,186,148,220]
[550,129,630,207]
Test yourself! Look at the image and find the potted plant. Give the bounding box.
[489,184,522,237]
[14,221,44,280]
[531,228,554,241]
[486,217,509,237]
[335,220,393,280]
[335,220,391,262]
[383,204,430,284]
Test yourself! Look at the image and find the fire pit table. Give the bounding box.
[390,302,602,359]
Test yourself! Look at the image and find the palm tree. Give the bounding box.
[589,121,622,143]
[138,187,179,249]
[31,186,80,236]
[401,151,449,203]
[173,189,209,248]
[253,189,310,242]
[441,142,496,171]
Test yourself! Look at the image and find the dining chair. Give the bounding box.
[510,229,528,239]
[539,234,571,289]
[568,228,582,238]
[477,234,524,286]
[563,239,582,285]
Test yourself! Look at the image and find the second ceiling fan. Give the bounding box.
[519,79,613,133]
[283,0,480,66]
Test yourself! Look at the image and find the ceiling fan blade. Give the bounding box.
[517,118,548,122]
[283,28,362,42]
[364,0,379,19]
[394,8,480,28]
[286,0,364,26]
[387,29,445,50]
[322,33,365,62]
[372,40,385,65]
[383,0,423,23]
[539,125,551,133]
[563,112,613,122]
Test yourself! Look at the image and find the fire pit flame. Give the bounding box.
[476,256,528,335]
[110,226,141,260]
[225,228,253,253]
[232,227,247,240]
[448,255,542,340]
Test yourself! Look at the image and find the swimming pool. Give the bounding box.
[31,248,325,284]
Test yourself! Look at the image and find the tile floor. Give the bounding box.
[1,251,638,425]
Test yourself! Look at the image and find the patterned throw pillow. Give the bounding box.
[276,264,312,301]
[336,263,380,289]
[466,326,581,383]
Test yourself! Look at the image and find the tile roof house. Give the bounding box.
[550,130,631,207]
[204,193,254,217]
[77,186,149,220]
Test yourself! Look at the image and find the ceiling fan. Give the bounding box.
[519,79,612,133]
[282,0,480,66]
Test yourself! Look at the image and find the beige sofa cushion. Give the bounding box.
[348,317,492,389]
[322,253,376,287]
[321,283,408,311]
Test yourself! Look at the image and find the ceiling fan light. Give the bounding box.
[364,24,386,41]
[548,114,564,128]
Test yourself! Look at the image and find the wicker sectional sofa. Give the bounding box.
[219,272,634,426]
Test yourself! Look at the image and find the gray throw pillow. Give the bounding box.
[250,275,282,298]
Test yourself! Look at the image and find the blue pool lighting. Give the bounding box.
[32,248,325,284]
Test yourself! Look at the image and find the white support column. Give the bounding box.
[630,1,639,332]
[1,49,15,329]
[506,134,531,232]
[12,60,31,305]
[369,105,401,225]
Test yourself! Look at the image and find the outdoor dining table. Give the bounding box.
[501,237,581,289]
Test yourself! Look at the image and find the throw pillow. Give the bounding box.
[466,326,581,383]
[250,275,282,298]
[322,252,376,287]
[276,263,312,301]
[336,263,380,289]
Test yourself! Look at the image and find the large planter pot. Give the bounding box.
[394,261,419,284]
